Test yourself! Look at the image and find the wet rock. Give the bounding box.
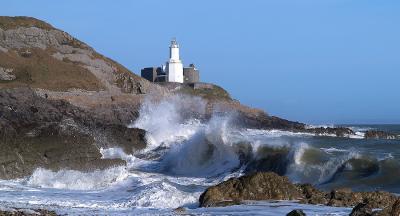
[364,130,397,140]
[200,172,399,210]
[296,184,328,205]
[199,172,302,207]
[173,207,187,214]
[350,202,374,216]
[327,188,359,207]
[0,208,58,216]
[306,127,355,137]
[287,209,306,216]
[374,199,400,216]
[390,199,400,216]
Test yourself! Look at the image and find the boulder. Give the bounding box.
[199,172,302,207]
[172,207,187,215]
[374,199,400,216]
[287,209,306,216]
[296,183,328,205]
[349,203,374,216]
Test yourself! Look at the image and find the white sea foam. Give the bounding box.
[320,147,349,153]
[26,167,129,190]
[0,94,397,215]
[129,94,205,150]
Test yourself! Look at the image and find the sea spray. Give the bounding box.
[26,166,129,190]
[160,113,242,177]
[130,94,206,150]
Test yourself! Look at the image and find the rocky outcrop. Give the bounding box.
[350,199,400,216]
[364,130,397,140]
[306,127,355,137]
[199,172,398,210]
[199,172,302,207]
[349,202,374,216]
[0,208,57,216]
[0,87,147,179]
[287,209,306,216]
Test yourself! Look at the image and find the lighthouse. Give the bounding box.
[166,38,184,83]
[141,39,199,83]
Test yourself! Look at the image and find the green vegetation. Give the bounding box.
[177,84,232,101]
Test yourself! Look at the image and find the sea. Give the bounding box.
[0,95,399,215]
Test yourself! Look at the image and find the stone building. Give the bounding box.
[183,64,200,83]
[141,39,199,83]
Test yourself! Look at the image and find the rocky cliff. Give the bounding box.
[0,16,158,179]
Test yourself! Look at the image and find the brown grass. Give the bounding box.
[0,16,54,30]
[0,48,104,91]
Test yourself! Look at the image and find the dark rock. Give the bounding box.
[296,184,328,205]
[350,203,373,216]
[173,207,187,214]
[306,127,355,137]
[287,209,306,216]
[199,172,302,207]
[364,130,397,140]
[0,88,147,179]
[390,199,400,216]
[200,172,399,210]
[374,199,400,216]
[327,188,359,207]
[0,208,58,216]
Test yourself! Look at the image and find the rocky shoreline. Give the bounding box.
[199,172,400,215]
[1,16,399,215]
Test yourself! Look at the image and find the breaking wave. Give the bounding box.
[2,94,399,214]
[129,94,400,191]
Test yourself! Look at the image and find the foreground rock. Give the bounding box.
[350,199,400,216]
[287,209,306,216]
[199,172,302,207]
[0,208,57,216]
[199,172,398,211]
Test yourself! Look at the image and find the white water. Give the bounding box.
[0,95,361,215]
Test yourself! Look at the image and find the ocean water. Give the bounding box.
[0,95,399,215]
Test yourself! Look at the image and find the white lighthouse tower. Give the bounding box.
[166,38,184,83]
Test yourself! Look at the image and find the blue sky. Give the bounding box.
[3,0,400,124]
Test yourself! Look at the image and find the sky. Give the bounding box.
[3,0,400,124]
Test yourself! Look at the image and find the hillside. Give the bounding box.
[0,16,153,94]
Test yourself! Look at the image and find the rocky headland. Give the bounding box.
[0,16,375,179]
[1,16,399,215]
